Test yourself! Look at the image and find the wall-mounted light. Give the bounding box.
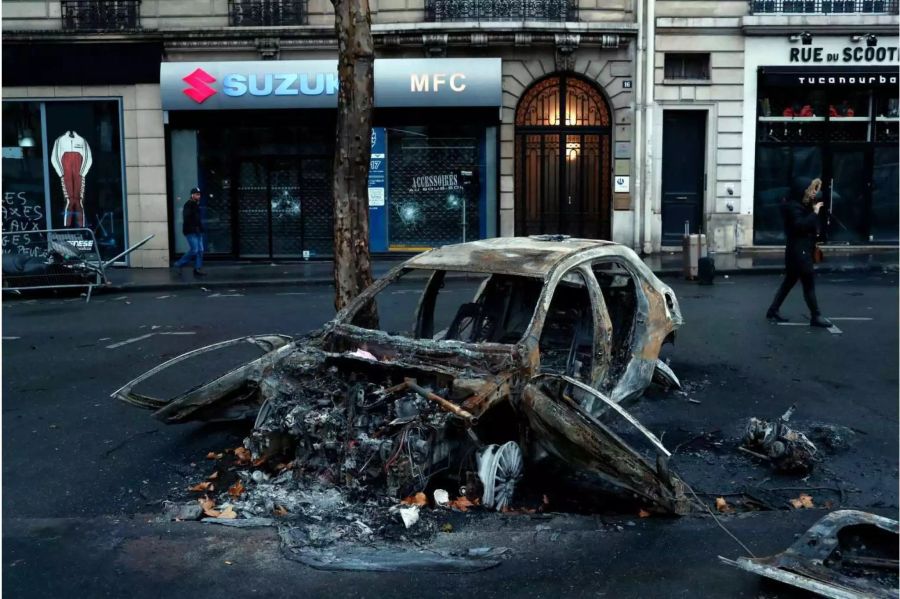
[17,129,35,148]
[789,33,801,43]
[850,34,864,42]
[801,32,813,45]
[866,34,878,47]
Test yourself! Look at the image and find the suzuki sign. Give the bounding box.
[160,58,502,110]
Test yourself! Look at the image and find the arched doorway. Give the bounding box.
[515,75,612,239]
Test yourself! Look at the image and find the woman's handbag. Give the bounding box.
[813,245,825,264]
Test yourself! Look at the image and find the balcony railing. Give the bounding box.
[425,0,578,22]
[229,0,308,26]
[750,0,898,14]
[61,0,141,31]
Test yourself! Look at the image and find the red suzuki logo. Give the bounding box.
[182,68,217,103]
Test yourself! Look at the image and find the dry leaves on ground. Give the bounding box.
[217,505,237,519]
[208,471,219,481]
[401,492,428,507]
[228,480,245,498]
[716,497,733,513]
[448,496,476,512]
[206,452,223,460]
[790,494,814,509]
[639,509,652,518]
[199,496,220,518]
[189,481,214,492]
[273,505,289,517]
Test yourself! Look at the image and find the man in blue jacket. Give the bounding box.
[173,187,207,277]
[766,178,830,327]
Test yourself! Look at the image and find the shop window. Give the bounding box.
[870,147,899,243]
[387,126,487,250]
[663,53,710,81]
[753,145,823,244]
[875,89,899,142]
[2,101,48,255]
[2,100,126,262]
[43,100,127,261]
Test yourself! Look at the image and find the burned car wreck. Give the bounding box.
[116,237,689,515]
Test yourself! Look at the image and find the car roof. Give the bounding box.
[404,236,622,278]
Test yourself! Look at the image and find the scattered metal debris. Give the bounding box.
[741,405,818,473]
[721,510,899,599]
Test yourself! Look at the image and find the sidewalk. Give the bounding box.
[104,247,899,293]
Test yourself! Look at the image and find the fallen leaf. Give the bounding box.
[228,480,245,498]
[224,561,233,565]
[542,494,550,505]
[189,481,214,492]
[790,494,814,509]
[441,523,454,533]
[217,505,237,519]
[252,457,268,468]
[273,505,289,517]
[716,497,732,513]
[198,496,220,518]
[206,451,223,460]
[234,447,251,464]
[448,496,474,512]
[275,461,295,473]
[401,492,428,507]
[638,509,652,518]
[208,471,219,481]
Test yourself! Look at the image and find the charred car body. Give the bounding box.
[116,237,689,513]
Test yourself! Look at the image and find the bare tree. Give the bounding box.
[331,0,377,325]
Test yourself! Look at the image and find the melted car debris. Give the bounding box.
[116,238,696,562]
[741,405,819,473]
[721,510,899,599]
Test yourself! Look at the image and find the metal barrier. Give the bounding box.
[3,228,107,301]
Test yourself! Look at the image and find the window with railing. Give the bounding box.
[229,0,308,26]
[425,0,578,22]
[61,0,141,31]
[750,0,898,14]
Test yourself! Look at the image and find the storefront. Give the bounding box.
[160,58,502,259]
[744,36,899,245]
[2,98,129,262]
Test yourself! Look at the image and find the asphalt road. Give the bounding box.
[3,271,898,598]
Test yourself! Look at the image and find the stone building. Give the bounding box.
[1,1,896,267]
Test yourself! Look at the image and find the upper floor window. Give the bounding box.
[425,0,577,22]
[751,0,898,14]
[61,0,141,31]
[229,0,308,26]
[664,53,711,81]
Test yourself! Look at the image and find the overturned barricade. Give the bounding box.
[115,237,691,515]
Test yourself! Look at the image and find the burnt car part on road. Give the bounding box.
[721,510,899,599]
[115,237,689,514]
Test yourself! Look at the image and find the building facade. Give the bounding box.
[650,0,899,252]
[2,0,641,266]
[2,1,896,267]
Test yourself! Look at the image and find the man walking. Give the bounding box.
[173,187,206,277]
[766,178,830,327]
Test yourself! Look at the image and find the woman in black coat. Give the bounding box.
[766,178,832,328]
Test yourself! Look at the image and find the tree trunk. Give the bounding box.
[331,0,377,326]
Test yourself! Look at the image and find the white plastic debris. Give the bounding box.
[390,505,420,529]
[349,348,378,361]
[433,489,450,507]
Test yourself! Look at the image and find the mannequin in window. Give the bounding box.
[50,131,93,228]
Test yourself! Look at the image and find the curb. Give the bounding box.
[98,263,897,294]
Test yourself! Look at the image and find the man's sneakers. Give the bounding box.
[810,314,832,328]
[193,269,207,277]
[766,310,789,323]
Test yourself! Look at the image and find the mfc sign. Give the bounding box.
[160,59,501,110]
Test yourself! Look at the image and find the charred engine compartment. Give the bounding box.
[246,348,519,504]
